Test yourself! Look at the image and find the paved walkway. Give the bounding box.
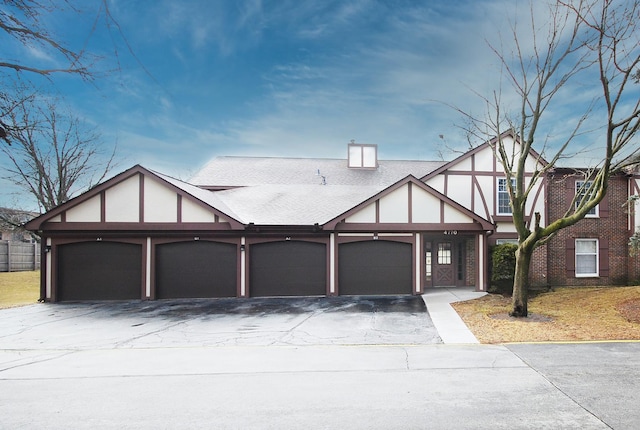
[422,287,487,344]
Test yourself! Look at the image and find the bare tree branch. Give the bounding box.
[454,0,640,317]
[1,91,116,212]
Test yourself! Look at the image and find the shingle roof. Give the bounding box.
[190,156,446,188]
[214,184,384,225]
[178,155,447,226]
[151,170,243,223]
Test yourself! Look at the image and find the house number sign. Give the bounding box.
[443,230,458,235]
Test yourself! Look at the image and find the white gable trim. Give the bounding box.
[323,175,494,231]
[26,165,245,231]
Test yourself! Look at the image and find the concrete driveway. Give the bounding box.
[1,293,640,429]
[0,295,441,350]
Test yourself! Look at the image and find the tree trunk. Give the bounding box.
[510,245,533,317]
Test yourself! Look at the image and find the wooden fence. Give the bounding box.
[0,241,40,272]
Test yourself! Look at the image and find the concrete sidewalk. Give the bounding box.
[422,287,486,344]
[2,340,638,429]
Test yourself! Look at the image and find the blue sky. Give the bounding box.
[48,0,517,172]
[1,0,636,210]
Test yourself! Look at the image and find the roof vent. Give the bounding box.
[348,141,378,169]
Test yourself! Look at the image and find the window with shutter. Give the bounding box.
[575,238,599,277]
[576,181,598,217]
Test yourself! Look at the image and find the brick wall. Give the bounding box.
[546,171,631,286]
[529,245,548,287]
[465,237,476,286]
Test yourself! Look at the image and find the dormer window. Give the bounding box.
[348,143,378,169]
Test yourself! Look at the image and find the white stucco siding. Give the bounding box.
[524,157,539,172]
[379,187,408,223]
[473,186,488,219]
[475,176,494,217]
[181,198,217,223]
[424,175,445,194]
[443,204,473,223]
[495,221,518,233]
[49,214,62,223]
[527,182,546,227]
[412,187,441,223]
[474,146,496,172]
[105,175,140,222]
[446,176,472,210]
[494,137,545,173]
[495,136,520,168]
[144,177,177,222]
[345,202,376,223]
[66,195,101,222]
[448,156,472,171]
[65,195,101,222]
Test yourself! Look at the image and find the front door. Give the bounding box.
[434,241,455,285]
[425,237,466,287]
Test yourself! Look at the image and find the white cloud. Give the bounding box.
[77,0,639,180]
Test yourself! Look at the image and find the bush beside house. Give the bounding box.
[490,244,517,295]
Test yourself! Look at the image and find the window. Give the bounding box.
[425,241,432,282]
[576,181,598,217]
[497,178,515,215]
[575,239,598,277]
[348,144,377,168]
[437,242,452,265]
[457,246,464,281]
[496,238,519,245]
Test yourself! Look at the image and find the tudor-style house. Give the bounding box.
[26,132,640,302]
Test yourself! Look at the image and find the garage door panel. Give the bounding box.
[155,241,237,299]
[57,242,142,301]
[339,240,412,295]
[250,241,326,297]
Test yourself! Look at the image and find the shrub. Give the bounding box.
[489,243,517,295]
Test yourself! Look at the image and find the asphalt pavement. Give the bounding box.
[0,290,639,429]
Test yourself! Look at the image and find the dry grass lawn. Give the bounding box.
[0,271,40,309]
[452,286,640,343]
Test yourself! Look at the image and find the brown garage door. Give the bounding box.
[338,240,413,295]
[57,241,142,301]
[249,241,326,297]
[155,241,237,299]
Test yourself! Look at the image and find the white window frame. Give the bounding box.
[348,144,377,168]
[497,178,515,215]
[576,180,598,218]
[575,238,599,277]
[496,238,519,245]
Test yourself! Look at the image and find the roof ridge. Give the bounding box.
[210,155,445,163]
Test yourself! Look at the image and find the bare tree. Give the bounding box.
[458,0,640,316]
[1,92,116,212]
[0,207,38,241]
[0,0,128,80]
[0,0,142,144]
